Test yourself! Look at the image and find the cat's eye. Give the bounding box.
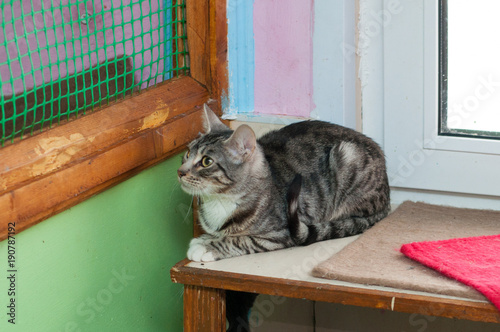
[201,156,213,168]
[185,150,190,159]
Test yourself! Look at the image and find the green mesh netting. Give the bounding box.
[0,0,188,146]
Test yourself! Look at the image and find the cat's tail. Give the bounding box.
[287,174,389,246]
[287,174,303,243]
[293,210,389,246]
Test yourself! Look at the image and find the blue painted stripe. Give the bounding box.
[225,0,255,118]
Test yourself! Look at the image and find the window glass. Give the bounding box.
[441,0,500,139]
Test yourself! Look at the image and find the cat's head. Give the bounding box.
[177,104,263,196]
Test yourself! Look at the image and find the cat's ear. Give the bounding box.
[202,104,230,133]
[224,125,256,163]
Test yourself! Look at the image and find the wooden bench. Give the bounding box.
[170,236,500,331]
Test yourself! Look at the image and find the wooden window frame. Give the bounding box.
[0,0,228,240]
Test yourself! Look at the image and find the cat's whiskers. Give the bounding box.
[169,179,182,198]
[183,197,194,222]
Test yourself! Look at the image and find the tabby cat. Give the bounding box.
[178,104,390,262]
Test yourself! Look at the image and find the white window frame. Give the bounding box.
[361,0,500,209]
[423,0,500,156]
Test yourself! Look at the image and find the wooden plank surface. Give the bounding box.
[183,285,226,332]
[186,0,209,88]
[209,0,229,114]
[0,76,205,193]
[171,259,500,324]
[186,0,228,115]
[0,76,209,240]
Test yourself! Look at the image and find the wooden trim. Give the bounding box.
[183,285,226,332]
[0,76,209,240]
[186,0,228,115]
[173,1,188,76]
[171,259,500,324]
[210,0,229,114]
[186,0,209,88]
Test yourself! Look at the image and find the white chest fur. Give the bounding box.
[199,196,238,234]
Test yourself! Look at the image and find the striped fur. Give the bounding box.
[178,105,390,262]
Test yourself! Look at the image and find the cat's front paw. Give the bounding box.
[187,237,216,262]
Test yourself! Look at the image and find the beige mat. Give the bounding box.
[312,201,500,301]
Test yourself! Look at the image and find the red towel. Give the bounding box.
[401,234,500,311]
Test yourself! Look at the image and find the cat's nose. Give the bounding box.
[177,169,187,178]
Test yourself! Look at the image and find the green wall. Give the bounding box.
[0,154,192,332]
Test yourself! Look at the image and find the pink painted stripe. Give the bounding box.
[253,0,314,117]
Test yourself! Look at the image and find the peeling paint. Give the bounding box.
[1,179,7,191]
[141,100,170,130]
[30,133,87,177]
[36,133,85,155]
